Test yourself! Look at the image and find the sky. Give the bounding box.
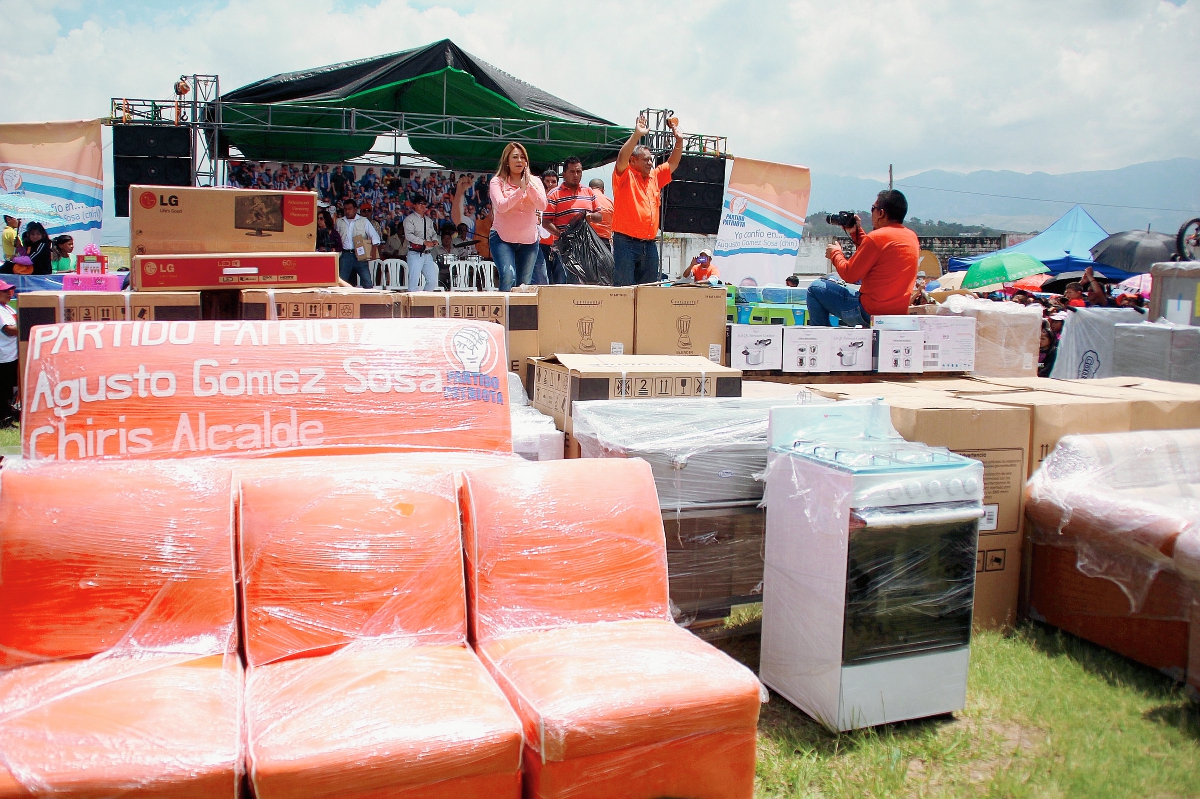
[1,0,1198,184]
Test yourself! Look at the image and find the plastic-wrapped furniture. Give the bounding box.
[0,460,242,797]
[936,294,1041,376]
[1050,306,1146,380]
[1025,430,1200,697]
[460,458,764,799]
[1112,321,1200,385]
[238,458,523,799]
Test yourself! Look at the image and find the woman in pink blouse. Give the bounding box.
[489,142,547,290]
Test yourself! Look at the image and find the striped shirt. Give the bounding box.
[544,185,599,244]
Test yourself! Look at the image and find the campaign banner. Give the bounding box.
[712,157,811,287]
[0,119,105,249]
[22,318,511,461]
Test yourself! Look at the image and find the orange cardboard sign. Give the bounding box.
[22,319,511,460]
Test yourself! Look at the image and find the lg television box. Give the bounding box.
[727,324,783,371]
[240,288,399,320]
[131,252,337,292]
[527,354,742,436]
[828,328,874,372]
[403,291,538,372]
[873,329,924,374]
[17,290,200,364]
[634,285,726,362]
[781,327,833,374]
[129,185,318,256]
[536,286,634,358]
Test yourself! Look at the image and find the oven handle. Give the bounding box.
[851,505,985,529]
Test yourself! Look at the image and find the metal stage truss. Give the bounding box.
[109,81,727,186]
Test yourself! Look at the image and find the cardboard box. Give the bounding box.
[664,505,765,613]
[17,290,201,364]
[873,329,924,374]
[528,354,742,435]
[536,286,634,357]
[782,327,833,373]
[76,254,108,274]
[240,288,399,320]
[728,324,783,370]
[913,316,976,372]
[129,185,318,256]
[1113,323,1200,385]
[634,285,726,362]
[829,329,874,372]
[402,292,538,372]
[884,394,1032,632]
[1148,261,1200,325]
[131,251,337,292]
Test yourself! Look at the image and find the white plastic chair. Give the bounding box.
[473,261,498,292]
[369,259,385,287]
[384,259,407,290]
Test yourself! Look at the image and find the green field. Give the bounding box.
[714,614,1199,798]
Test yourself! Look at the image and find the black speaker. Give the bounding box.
[662,206,722,235]
[115,190,129,218]
[672,155,726,185]
[114,156,191,186]
[113,125,192,158]
[662,181,724,210]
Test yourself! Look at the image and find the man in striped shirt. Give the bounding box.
[544,156,602,283]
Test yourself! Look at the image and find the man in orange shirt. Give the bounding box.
[808,190,919,326]
[611,115,684,285]
[588,178,614,248]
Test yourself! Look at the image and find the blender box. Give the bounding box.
[828,328,874,372]
[727,324,783,371]
[633,284,726,362]
[536,286,634,358]
[874,329,925,373]
[129,185,318,256]
[781,327,833,373]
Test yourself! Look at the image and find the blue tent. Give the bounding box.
[947,205,1130,280]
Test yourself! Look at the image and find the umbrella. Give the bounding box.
[1089,230,1176,274]
[0,194,66,225]
[961,252,1049,290]
[1117,274,1152,298]
[935,270,1002,293]
[1007,273,1052,293]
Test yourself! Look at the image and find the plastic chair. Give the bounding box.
[384,259,407,290]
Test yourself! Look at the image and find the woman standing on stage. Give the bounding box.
[488,142,547,291]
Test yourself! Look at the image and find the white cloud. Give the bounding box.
[1,0,1196,183]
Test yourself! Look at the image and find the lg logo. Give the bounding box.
[139,191,179,209]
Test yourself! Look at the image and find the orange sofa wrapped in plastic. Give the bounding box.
[0,460,241,797]
[460,458,763,799]
[238,458,523,799]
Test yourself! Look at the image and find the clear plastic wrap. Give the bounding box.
[1148,260,1200,324]
[1050,306,1146,380]
[1112,321,1200,385]
[936,294,1042,376]
[237,455,524,798]
[0,459,242,796]
[22,318,512,461]
[511,405,564,462]
[459,458,763,798]
[664,505,766,621]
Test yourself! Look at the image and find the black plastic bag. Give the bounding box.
[554,215,614,285]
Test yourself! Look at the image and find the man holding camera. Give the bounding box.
[809,190,919,326]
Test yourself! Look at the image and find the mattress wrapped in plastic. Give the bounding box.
[460,458,763,799]
[22,318,512,461]
[0,459,242,797]
[1050,306,1147,380]
[237,456,523,799]
[1112,321,1200,385]
[936,294,1041,376]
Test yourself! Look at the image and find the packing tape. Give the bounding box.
[266,288,277,321]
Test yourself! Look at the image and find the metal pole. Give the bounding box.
[889,164,893,190]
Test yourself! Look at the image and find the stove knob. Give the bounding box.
[927,480,943,498]
[948,479,963,496]
[965,478,980,496]
[887,485,902,501]
[904,481,922,499]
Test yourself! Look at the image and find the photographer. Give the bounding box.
[809,190,919,326]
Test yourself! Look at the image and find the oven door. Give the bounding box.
[842,502,983,666]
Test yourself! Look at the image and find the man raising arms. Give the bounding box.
[611,115,684,285]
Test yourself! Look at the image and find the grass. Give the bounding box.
[713,608,1199,798]
[0,424,18,451]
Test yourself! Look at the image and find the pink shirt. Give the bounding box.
[489,175,548,245]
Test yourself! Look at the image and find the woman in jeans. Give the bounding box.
[488,142,547,290]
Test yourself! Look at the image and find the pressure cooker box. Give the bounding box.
[829,329,874,372]
[782,327,833,373]
[727,323,783,370]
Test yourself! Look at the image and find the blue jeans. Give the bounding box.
[406,250,437,291]
[490,231,539,291]
[806,278,869,327]
[612,232,659,286]
[339,251,373,288]
[533,243,551,286]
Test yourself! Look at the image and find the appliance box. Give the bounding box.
[727,323,784,371]
[914,316,977,372]
[634,284,727,361]
[131,252,338,292]
[403,291,539,372]
[873,329,925,374]
[240,288,400,320]
[664,504,766,614]
[536,285,634,358]
[828,329,874,372]
[782,327,833,374]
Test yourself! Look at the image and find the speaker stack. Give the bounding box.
[113,125,193,217]
[661,155,727,235]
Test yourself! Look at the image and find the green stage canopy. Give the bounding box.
[217,40,631,170]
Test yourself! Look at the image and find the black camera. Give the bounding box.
[826,211,858,228]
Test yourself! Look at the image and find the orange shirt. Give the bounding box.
[612,163,671,241]
[829,223,919,317]
[690,262,719,281]
[590,190,614,240]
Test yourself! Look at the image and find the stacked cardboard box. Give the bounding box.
[401,291,539,372]
[240,288,401,320]
[633,285,726,362]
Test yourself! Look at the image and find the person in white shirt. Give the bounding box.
[335,199,380,288]
[0,281,17,426]
[404,197,439,291]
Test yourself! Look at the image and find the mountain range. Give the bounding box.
[809,158,1200,234]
